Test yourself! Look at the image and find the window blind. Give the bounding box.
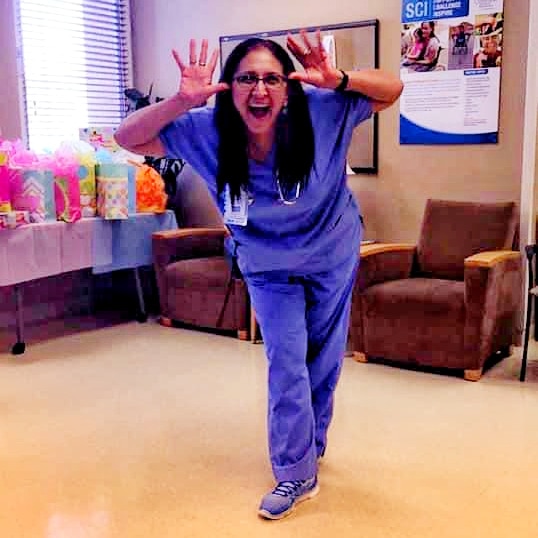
[15,0,131,152]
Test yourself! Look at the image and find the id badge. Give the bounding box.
[223,185,248,226]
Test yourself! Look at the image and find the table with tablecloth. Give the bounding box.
[0,211,178,353]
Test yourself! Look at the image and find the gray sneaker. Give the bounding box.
[258,476,319,520]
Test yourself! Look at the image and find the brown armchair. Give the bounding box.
[152,165,250,340]
[350,199,522,381]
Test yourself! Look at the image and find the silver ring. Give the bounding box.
[303,47,312,55]
[199,62,206,67]
[189,60,197,65]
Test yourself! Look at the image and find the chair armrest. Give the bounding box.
[152,226,227,241]
[360,242,416,258]
[464,250,523,364]
[464,250,521,268]
[351,243,416,354]
[153,227,227,267]
[357,243,417,290]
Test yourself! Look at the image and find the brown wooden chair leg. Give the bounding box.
[353,352,368,363]
[159,316,173,327]
[250,308,262,343]
[250,309,256,342]
[463,368,482,382]
[237,330,248,341]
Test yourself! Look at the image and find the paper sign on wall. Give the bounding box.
[399,0,504,144]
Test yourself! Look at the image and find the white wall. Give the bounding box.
[0,0,533,244]
[517,0,538,331]
[130,0,532,243]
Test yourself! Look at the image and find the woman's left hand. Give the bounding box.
[286,29,341,89]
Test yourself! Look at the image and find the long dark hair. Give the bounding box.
[215,38,314,202]
[421,21,438,40]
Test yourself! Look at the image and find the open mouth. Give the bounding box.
[248,104,271,119]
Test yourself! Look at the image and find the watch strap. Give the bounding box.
[335,70,349,92]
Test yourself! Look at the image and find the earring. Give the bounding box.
[281,102,288,116]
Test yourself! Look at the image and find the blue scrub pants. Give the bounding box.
[244,254,358,482]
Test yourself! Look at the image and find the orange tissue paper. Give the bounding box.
[135,164,167,213]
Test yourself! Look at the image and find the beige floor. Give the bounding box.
[1,317,537,538]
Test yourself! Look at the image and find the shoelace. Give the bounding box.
[272,480,305,497]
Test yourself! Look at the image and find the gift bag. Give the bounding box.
[49,150,82,222]
[96,163,129,220]
[54,175,81,222]
[79,163,97,217]
[135,164,167,213]
[56,141,97,218]
[79,127,119,153]
[10,168,56,223]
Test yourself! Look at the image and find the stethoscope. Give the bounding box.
[276,178,301,205]
[246,178,302,206]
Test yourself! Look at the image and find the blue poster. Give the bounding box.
[399,0,504,144]
[402,0,470,23]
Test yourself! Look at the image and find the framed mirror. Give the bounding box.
[219,19,379,174]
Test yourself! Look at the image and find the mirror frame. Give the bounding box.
[219,19,379,174]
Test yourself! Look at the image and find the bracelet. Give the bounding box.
[335,70,349,92]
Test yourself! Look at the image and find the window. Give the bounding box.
[15,0,131,152]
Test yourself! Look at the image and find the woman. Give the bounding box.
[405,21,441,71]
[114,31,402,520]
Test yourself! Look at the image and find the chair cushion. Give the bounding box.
[165,257,231,289]
[361,278,466,366]
[364,278,465,315]
[417,199,516,280]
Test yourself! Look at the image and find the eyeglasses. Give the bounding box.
[232,72,287,90]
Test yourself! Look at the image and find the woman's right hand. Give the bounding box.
[114,38,228,157]
[172,39,229,108]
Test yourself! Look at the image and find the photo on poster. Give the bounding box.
[447,21,475,70]
[400,20,449,73]
[473,13,503,68]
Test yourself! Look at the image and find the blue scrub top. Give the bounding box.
[160,86,372,275]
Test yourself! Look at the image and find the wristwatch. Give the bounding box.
[335,70,349,92]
